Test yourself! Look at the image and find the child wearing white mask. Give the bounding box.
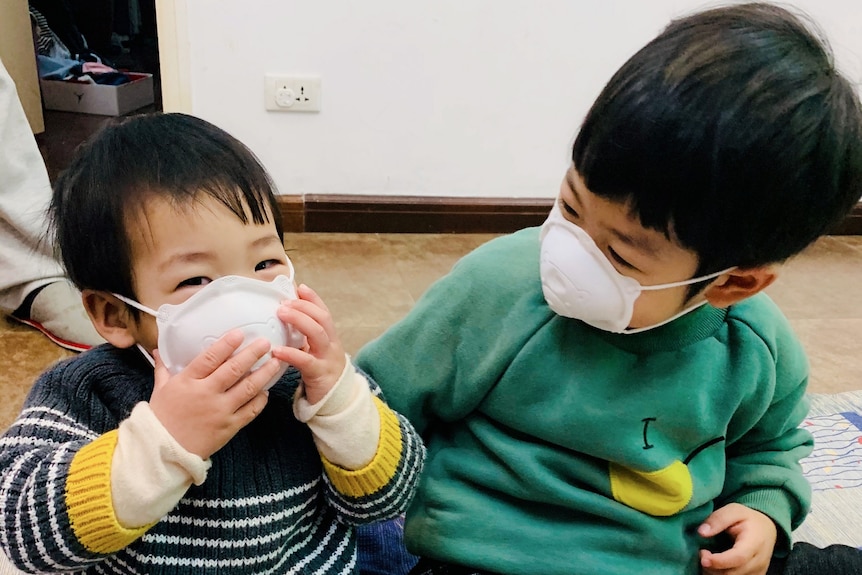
[0,113,425,574]
[355,4,862,575]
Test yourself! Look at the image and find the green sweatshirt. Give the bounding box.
[356,227,813,575]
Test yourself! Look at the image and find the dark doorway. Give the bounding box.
[30,0,161,182]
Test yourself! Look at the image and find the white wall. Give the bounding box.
[177,0,862,199]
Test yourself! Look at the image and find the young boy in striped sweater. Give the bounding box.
[0,113,425,574]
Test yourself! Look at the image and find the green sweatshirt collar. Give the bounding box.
[591,304,729,354]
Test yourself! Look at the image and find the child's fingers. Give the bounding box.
[277,302,336,349]
[699,550,722,574]
[232,387,270,427]
[210,337,273,392]
[699,503,745,537]
[183,329,246,379]
[271,344,304,365]
[271,344,321,376]
[283,297,336,334]
[296,283,329,312]
[152,349,179,396]
[152,348,170,386]
[225,357,280,411]
[701,547,747,570]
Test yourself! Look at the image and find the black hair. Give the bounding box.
[572,2,862,293]
[50,112,283,300]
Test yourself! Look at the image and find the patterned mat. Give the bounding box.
[794,390,862,548]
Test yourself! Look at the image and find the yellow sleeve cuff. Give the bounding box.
[66,431,154,553]
[321,396,403,497]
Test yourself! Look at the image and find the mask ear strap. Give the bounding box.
[285,255,296,283]
[623,300,711,334]
[112,293,159,317]
[136,344,156,367]
[639,267,736,291]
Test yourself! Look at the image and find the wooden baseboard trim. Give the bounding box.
[279,195,554,233]
[277,195,304,233]
[279,195,862,235]
[829,203,862,235]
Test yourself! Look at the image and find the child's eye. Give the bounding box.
[255,259,281,272]
[608,247,637,271]
[177,276,211,289]
[561,201,580,219]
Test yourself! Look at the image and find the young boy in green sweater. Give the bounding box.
[355,3,862,575]
[0,113,425,574]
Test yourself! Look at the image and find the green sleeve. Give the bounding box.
[719,305,814,556]
[356,230,547,434]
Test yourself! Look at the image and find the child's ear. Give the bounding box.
[82,290,138,348]
[702,266,778,309]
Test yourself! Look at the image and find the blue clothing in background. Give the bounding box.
[36,55,80,80]
[358,517,418,575]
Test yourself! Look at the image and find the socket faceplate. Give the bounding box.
[264,75,321,112]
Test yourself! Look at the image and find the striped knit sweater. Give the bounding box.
[0,345,425,574]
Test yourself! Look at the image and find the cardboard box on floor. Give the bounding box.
[39,73,154,116]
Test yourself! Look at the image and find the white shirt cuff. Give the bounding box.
[293,357,381,470]
[111,402,211,528]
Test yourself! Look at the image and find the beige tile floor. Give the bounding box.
[2,232,861,432]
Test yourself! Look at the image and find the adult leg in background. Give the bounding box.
[0,56,103,351]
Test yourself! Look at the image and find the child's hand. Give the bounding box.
[271,284,346,405]
[148,329,280,459]
[698,503,777,575]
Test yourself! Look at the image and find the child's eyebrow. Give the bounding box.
[567,169,663,258]
[157,251,214,272]
[251,234,285,249]
[613,228,661,257]
[248,234,284,250]
[565,170,579,197]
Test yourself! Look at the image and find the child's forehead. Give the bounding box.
[566,168,643,223]
[127,190,270,221]
[566,167,693,257]
[123,192,275,246]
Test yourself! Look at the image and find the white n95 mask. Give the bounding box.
[114,270,306,389]
[539,203,732,334]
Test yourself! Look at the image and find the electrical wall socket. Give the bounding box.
[264,74,321,112]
